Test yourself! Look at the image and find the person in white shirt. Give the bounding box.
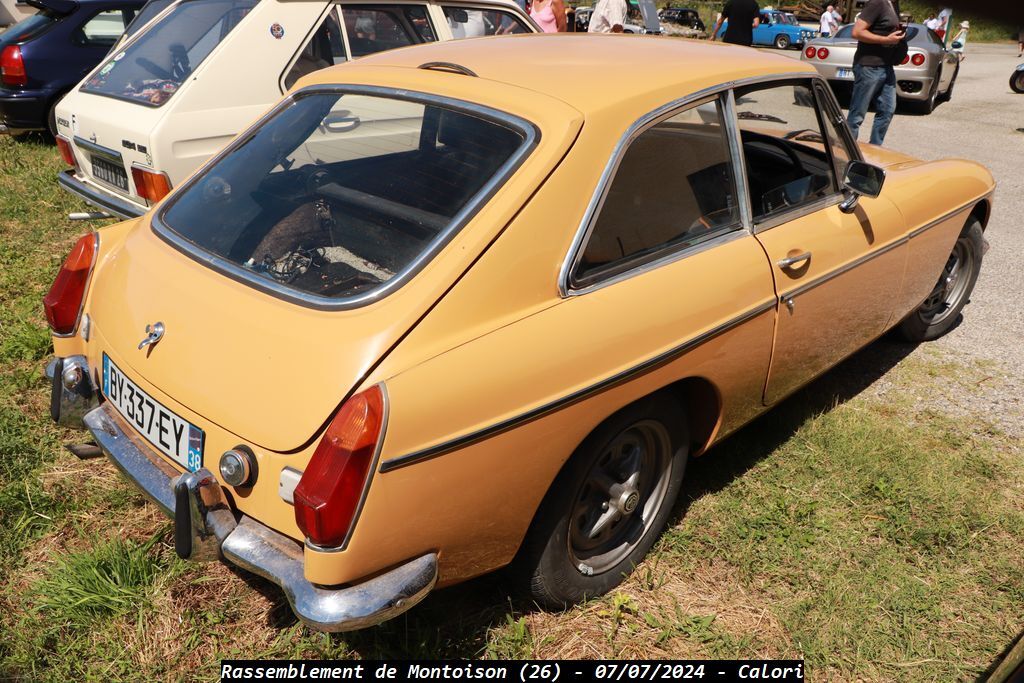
[588,0,627,32]
[819,5,838,36]
[924,14,941,32]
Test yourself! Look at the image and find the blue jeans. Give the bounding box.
[847,64,897,145]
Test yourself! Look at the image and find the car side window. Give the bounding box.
[341,5,434,58]
[812,82,856,181]
[572,97,741,288]
[284,8,347,91]
[734,79,840,225]
[442,6,531,37]
[74,8,136,47]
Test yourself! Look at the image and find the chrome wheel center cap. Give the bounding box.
[617,489,640,515]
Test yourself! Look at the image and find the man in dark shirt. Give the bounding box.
[710,0,760,46]
[847,0,905,145]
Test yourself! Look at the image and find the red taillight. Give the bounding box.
[804,46,817,59]
[0,45,27,87]
[817,47,830,59]
[900,55,910,65]
[43,233,97,335]
[56,135,76,167]
[130,165,172,202]
[911,53,926,66]
[294,386,385,548]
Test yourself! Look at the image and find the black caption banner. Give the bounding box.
[221,660,804,683]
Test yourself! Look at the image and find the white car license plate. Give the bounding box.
[101,353,204,471]
[836,68,854,80]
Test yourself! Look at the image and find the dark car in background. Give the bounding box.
[0,0,144,136]
[658,7,703,32]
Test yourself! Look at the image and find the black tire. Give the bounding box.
[913,81,939,114]
[774,34,790,49]
[1011,71,1024,94]
[896,218,983,342]
[520,393,688,608]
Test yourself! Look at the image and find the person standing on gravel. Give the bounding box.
[820,5,839,37]
[847,0,905,145]
[710,0,760,46]
[588,0,626,33]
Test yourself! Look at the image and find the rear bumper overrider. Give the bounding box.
[51,355,436,631]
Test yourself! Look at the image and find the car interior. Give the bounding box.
[162,95,524,299]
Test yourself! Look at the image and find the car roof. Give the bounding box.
[302,34,815,120]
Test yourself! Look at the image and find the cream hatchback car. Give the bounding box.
[53,0,536,219]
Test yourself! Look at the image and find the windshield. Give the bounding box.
[158,91,530,304]
[82,0,257,106]
[0,11,57,46]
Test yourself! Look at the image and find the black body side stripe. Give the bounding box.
[379,300,777,473]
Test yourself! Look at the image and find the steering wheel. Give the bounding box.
[748,136,805,175]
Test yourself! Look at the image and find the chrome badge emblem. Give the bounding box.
[138,322,165,351]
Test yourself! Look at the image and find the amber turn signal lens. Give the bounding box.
[43,232,97,335]
[294,386,385,548]
[55,135,76,167]
[130,166,172,203]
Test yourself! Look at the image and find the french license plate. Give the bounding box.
[91,155,128,191]
[836,68,854,80]
[101,353,204,471]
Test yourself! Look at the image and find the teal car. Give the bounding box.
[717,9,816,49]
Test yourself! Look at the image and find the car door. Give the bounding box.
[732,78,908,405]
[751,12,771,45]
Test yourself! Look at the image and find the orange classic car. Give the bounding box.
[45,34,993,631]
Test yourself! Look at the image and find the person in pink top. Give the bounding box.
[530,0,567,32]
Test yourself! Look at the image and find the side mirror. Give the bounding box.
[839,160,885,213]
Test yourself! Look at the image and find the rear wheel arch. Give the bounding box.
[663,375,721,456]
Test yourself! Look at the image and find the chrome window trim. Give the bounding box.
[379,298,777,472]
[557,70,818,298]
[151,84,540,312]
[750,193,845,233]
[278,4,345,95]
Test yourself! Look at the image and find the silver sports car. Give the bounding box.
[801,23,959,114]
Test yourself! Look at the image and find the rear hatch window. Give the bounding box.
[156,89,534,307]
[81,0,257,106]
[0,12,58,46]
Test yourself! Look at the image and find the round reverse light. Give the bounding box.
[817,47,830,59]
[219,446,257,487]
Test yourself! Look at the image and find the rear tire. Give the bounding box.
[896,218,983,342]
[1011,71,1024,94]
[520,393,688,608]
[774,34,790,49]
[913,82,939,114]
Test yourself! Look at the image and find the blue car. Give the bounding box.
[0,0,145,136]
[717,9,817,49]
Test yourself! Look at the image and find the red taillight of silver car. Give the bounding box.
[911,53,926,67]
[43,232,98,336]
[293,385,386,548]
[817,47,830,60]
[805,46,817,59]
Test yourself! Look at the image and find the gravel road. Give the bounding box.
[786,43,1024,436]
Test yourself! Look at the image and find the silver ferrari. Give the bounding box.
[801,23,960,114]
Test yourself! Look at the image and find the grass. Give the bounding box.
[0,133,1022,680]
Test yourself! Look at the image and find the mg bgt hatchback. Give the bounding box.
[51,0,535,219]
[46,35,993,631]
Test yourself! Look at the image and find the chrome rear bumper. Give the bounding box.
[58,169,146,220]
[83,402,437,631]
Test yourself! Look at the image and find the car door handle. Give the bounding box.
[777,251,812,269]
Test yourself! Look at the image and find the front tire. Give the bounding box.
[1011,70,1024,94]
[520,394,688,608]
[774,34,790,49]
[896,218,983,342]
